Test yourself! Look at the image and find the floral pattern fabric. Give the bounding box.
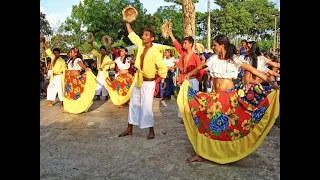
[188,82,273,141]
[64,71,87,100]
[105,73,133,96]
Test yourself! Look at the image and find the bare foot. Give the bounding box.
[116,105,124,108]
[45,103,53,107]
[118,130,133,137]
[185,155,204,163]
[60,109,68,113]
[179,120,184,124]
[147,133,155,140]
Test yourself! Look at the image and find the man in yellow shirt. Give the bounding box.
[89,43,115,101]
[118,22,167,140]
[41,38,67,107]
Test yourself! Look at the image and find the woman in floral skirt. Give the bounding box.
[177,34,280,164]
[62,48,96,114]
[242,41,280,84]
[101,47,136,107]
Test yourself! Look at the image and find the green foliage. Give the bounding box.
[61,0,154,47]
[214,0,244,8]
[164,0,199,5]
[43,0,280,53]
[257,39,273,52]
[153,5,184,44]
[40,12,52,35]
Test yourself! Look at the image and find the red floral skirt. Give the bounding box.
[64,71,87,100]
[187,82,273,141]
[105,73,133,96]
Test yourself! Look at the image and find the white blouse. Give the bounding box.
[163,57,175,68]
[205,54,243,79]
[244,55,270,74]
[67,58,83,70]
[115,57,130,70]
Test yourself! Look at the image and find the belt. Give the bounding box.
[53,73,62,76]
[143,77,155,81]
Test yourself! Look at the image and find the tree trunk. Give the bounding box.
[182,0,196,39]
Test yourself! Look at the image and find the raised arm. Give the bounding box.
[126,23,142,47]
[169,31,183,55]
[41,38,55,60]
[110,46,119,58]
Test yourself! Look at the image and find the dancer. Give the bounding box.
[242,41,280,84]
[89,40,114,101]
[118,20,167,140]
[41,37,66,107]
[198,52,210,92]
[159,49,176,100]
[168,31,202,124]
[177,34,280,164]
[101,47,136,107]
[61,48,96,114]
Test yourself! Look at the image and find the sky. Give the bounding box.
[40,0,280,29]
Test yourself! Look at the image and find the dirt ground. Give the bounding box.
[40,97,280,180]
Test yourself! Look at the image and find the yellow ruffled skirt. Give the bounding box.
[177,80,280,164]
[61,70,97,114]
[104,71,136,106]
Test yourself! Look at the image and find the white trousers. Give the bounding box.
[47,75,63,101]
[95,71,108,97]
[178,78,199,118]
[128,81,156,129]
[46,70,52,80]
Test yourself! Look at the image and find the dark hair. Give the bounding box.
[68,47,84,67]
[241,39,248,44]
[100,46,107,51]
[183,36,194,47]
[213,34,237,60]
[265,52,279,63]
[144,28,155,38]
[53,48,61,53]
[247,41,261,69]
[165,49,173,57]
[120,47,129,64]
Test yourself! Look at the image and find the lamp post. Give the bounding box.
[207,0,211,51]
[272,14,279,55]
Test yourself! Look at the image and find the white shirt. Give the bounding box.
[67,58,83,70]
[205,54,242,79]
[163,57,176,68]
[244,55,270,74]
[115,57,130,70]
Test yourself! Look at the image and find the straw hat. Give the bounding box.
[161,19,172,40]
[87,32,94,43]
[196,43,205,52]
[122,5,138,23]
[101,35,112,46]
